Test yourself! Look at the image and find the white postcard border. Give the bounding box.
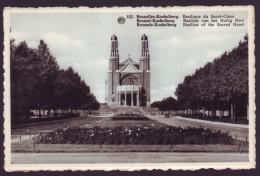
[3,6,256,171]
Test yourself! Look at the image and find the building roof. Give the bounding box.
[111,34,117,40]
[119,58,139,73]
[119,57,139,65]
[141,34,148,40]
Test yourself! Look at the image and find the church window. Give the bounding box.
[121,74,138,85]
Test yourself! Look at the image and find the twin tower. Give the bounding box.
[107,34,151,107]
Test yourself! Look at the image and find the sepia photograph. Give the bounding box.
[3,6,255,171]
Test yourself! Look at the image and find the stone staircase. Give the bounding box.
[109,106,144,114]
[99,105,159,115]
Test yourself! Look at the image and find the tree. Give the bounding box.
[11,40,38,120]
[83,94,100,110]
[151,97,179,111]
[174,34,248,121]
[33,40,60,117]
[10,39,100,122]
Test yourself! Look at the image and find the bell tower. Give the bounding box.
[107,34,120,105]
[139,34,150,71]
[139,34,151,107]
[109,34,119,71]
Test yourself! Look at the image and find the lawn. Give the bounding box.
[11,116,108,135]
[92,119,168,128]
[11,114,249,153]
[11,114,167,135]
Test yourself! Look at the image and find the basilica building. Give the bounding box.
[107,34,151,107]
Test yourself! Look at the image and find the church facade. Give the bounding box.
[107,34,151,107]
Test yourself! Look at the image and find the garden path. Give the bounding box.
[147,115,249,141]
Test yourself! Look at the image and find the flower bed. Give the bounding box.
[111,114,150,121]
[35,125,232,145]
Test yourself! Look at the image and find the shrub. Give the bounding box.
[111,114,150,121]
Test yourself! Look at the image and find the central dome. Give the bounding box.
[141,34,148,40]
[111,34,117,40]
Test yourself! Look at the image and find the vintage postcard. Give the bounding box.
[3,6,255,171]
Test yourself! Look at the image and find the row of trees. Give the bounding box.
[151,97,179,111]
[11,39,99,121]
[152,34,248,121]
[174,34,248,120]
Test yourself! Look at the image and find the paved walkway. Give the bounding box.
[11,135,38,143]
[174,116,248,128]
[146,114,248,128]
[11,152,248,164]
[147,115,249,141]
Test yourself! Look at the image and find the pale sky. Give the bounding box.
[9,9,248,103]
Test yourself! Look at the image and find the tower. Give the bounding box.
[139,34,151,107]
[109,34,119,71]
[139,34,150,71]
[107,34,120,105]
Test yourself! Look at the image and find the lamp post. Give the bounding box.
[132,78,136,106]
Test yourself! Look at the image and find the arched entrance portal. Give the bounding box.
[121,73,138,85]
